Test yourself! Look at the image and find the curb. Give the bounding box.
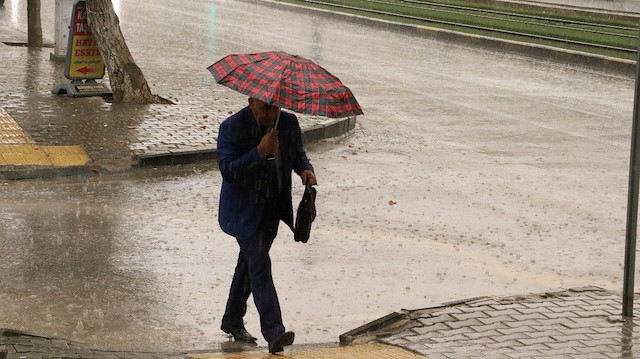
[135,116,357,168]
[0,164,103,181]
[251,0,636,75]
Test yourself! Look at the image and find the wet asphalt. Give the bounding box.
[1,0,640,354]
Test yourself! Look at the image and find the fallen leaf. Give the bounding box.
[90,168,100,174]
[351,152,358,155]
[203,115,209,119]
[62,125,68,129]
[201,126,207,130]
[228,111,233,114]
[168,133,173,136]
[341,155,347,160]
[388,200,397,205]
[348,144,354,148]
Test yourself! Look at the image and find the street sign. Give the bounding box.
[52,0,111,98]
[65,0,105,80]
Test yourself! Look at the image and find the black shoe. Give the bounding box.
[268,331,295,354]
[221,325,258,343]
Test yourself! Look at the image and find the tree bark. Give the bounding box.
[27,0,43,47]
[86,0,158,103]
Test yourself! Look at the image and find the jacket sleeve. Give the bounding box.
[217,119,263,184]
[292,118,314,176]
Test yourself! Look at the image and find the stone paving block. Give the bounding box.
[411,352,452,359]
[537,347,581,356]
[403,334,435,344]
[446,318,484,330]
[441,326,478,337]
[586,331,625,341]
[470,322,509,332]
[512,307,548,315]
[485,308,521,318]
[523,329,564,338]
[557,327,598,336]
[492,332,530,343]
[463,329,501,340]
[522,301,559,309]
[504,319,543,328]
[483,340,524,350]
[575,342,620,353]
[450,311,488,321]
[489,303,527,311]
[413,322,449,334]
[505,350,546,358]
[546,339,585,349]
[557,299,589,306]
[509,312,548,322]
[570,353,611,359]
[561,317,604,329]
[542,311,576,319]
[578,304,618,313]
[591,324,623,334]
[477,315,514,325]
[551,334,592,343]
[516,336,551,346]
[547,304,582,313]
[496,325,535,336]
[430,334,468,343]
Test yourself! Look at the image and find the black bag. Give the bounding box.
[294,183,316,243]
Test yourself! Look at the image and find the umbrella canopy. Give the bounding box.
[208,51,363,119]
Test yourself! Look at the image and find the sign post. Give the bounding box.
[52,0,111,98]
[51,0,75,61]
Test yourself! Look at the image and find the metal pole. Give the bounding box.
[622,29,640,318]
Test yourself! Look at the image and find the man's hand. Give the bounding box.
[301,170,317,186]
[257,129,278,158]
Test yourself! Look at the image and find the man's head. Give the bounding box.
[248,98,279,128]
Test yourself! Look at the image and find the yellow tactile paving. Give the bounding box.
[42,146,91,166]
[0,145,51,166]
[0,106,33,145]
[188,343,424,359]
[0,106,91,167]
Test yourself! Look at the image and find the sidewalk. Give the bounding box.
[342,286,640,358]
[1,287,637,358]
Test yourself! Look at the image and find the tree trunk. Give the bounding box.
[27,0,43,47]
[86,0,158,103]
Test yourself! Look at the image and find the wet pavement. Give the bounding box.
[2,0,640,357]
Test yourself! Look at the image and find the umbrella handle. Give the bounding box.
[274,108,281,130]
[266,109,281,161]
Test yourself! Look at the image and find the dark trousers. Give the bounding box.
[221,200,285,342]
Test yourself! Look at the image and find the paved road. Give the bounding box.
[0,0,637,354]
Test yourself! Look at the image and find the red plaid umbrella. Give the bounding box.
[207,51,363,119]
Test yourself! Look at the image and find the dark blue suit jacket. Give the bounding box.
[217,106,314,239]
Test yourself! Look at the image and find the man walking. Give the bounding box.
[217,97,317,354]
